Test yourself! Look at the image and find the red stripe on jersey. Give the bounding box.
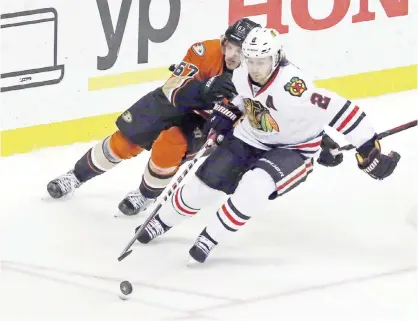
[277,167,307,192]
[222,204,245,226]
[337,106,359,132]
[291,140,322,149]
[174,188,197,215]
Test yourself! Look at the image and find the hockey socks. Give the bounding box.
[74,132,142,182]
[158,174,224,227]
[205,168,276,244]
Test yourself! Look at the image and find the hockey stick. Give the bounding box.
[117,134,217,262]
[331,119,417,156]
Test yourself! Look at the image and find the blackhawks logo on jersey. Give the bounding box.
[244,99,279,132]
[284,77,307,97]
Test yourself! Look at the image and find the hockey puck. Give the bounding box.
[120,281,133,296]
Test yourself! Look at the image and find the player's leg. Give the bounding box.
[189,148,314,263]
[118,126,188,215]
[179,113,210,163]
[46,93,159,199]
[47,130,144,199]
[135,133,263,243]
[118,114,208,215]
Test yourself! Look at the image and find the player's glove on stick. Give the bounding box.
[317,134,343,167]
[200,73,238,104]
[205,102,242,144]
[355,135,400,180]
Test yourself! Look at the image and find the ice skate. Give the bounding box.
[188,229,218,264]
[135,215,171,244]
[118,189,155,216]
[47,170,82,199]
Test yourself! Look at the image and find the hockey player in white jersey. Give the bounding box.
[133,27,400,263]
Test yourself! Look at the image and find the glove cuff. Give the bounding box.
[356,136,381,166]
[356,135,379,157]
[320,134,339,151]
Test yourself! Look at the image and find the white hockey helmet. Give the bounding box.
[242,27,284,79]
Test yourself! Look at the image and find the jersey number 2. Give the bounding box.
[173,61,199,77]
[311,93,331,110]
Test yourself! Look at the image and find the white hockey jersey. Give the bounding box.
[231,62,376,157]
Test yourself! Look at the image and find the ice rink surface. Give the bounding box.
[1,90,417,321]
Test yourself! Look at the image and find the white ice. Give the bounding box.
[1,90,417,321]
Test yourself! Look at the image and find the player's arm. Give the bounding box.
[310,88,400,180]
[161,43,237,112]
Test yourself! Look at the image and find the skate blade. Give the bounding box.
[114,205,151,218]
[113,211,141,219]
[40,191,73,202]
[186,257,201,267]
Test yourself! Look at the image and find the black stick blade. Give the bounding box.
[118,250,133,262]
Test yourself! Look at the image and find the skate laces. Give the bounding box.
[55,171,81,195]
[195,235,216,255]
[125,190,153,210]
[145,218,166,239]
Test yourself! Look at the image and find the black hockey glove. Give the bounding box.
[168,64,176,72]
[200,73,238,104]
[317,134,343,167]
[355,135,400,180]
[205,102,242,144]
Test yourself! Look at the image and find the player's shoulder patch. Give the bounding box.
[121,110,132,123]
[284,76,307,97]
[192,42,206,56]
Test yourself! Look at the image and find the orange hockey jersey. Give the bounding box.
[162,39,226,111]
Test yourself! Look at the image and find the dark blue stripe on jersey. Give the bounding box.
[343,112,366,135]
[329,101,351,127]
[227,199,250,220]
[295,149,319,154]
[216,211,237,232]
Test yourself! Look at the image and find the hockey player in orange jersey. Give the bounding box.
[46,18,261,215]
